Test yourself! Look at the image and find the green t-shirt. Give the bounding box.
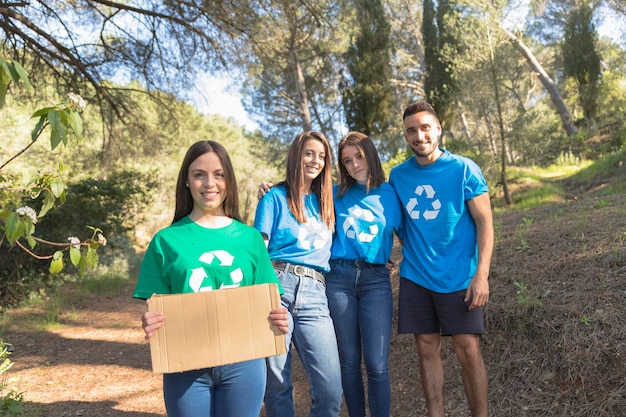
[134,217,281,299]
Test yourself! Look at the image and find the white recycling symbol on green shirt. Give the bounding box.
[189,250,243,292]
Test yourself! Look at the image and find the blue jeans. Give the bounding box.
[264,269,343,417]
[326,260,393,417]
[163,358,266,417]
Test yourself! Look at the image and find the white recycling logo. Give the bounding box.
[189,250,243,292]
[298,218,331,250]
[406,184,441,220]
[342,206,379,243]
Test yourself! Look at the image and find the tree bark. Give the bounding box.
[503,28,578,137]
[488,28,511,205]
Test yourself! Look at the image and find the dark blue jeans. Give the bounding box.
[326,260,393,417]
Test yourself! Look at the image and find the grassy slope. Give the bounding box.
[481,152,626,416]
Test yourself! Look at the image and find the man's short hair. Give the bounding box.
[403,101,439,122]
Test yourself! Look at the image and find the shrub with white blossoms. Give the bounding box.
[67,92,86,110]
[67,236,81,249]
[16,206,37,224]
[1,60,106,276]
[97,233,107,246]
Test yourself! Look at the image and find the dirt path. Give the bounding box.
[3,283,166,417]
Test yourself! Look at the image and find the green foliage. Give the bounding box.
[422,0,460,126]
[513,280,529,303]
[0,340,23,417]
[34,170,157,246]
[382,146,411,178]
[235,1,351,142]
[0,169,156,307]
[342,0,396,139]
[0,57,30,108]
[562,2,601,128]
[594,40,626,137]
[579,313,592,325]
[515,217,533,250]
[1,58,101,280]
[513,280,541,308]
[0,59,112,308]
[31,96,84,150]
[568,148,626,193]
[555,149,581,167]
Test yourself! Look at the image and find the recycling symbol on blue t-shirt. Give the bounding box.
[343,205,378,243]
[188,250,243,292]
[406,184,441,220]
[297,218,331,250]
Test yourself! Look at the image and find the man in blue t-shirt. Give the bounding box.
[389,101,494,417]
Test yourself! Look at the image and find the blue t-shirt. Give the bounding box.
[254,185,332,272]
[389,149,489,293]
[331,183,402,265]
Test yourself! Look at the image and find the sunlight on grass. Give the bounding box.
[496,166,571,212]
[64,257,134,299]
[541,160,593,177]
[496,148,626,212]
[0,258,134,335]
[569,149,626,194]
[512,182,566,210]
[570,150,625,181]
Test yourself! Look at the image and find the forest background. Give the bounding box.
[0,0,625,416]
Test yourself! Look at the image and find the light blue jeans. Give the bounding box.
[326,260,393,417]
[264,269,343,417]
[163,358,266,417]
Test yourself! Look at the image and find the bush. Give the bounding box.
[0,340,23,416]
[33,169,158,249]
[0,168,157,307]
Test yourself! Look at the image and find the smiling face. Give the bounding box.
[340,144,369,185]
[403,111,442,164]
[187,151,227,217]
[301,138,326,191]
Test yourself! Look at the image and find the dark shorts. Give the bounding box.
[398,278,485,336]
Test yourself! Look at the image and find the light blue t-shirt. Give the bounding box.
[254,185,332,272]
[331,183,402,265]
[389,149,489,293]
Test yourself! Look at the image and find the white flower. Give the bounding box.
[97,233,107,246]
[67,92,86,110]
[16,206,38,224]
[67,236,81,249]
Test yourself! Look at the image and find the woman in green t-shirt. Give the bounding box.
[135,140,289,417]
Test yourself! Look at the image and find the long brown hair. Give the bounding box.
[172,141,241,224]
[281,131,334,230]
[336,131,385,197]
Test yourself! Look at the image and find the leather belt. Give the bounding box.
[272,261,325,286]
[331,259,383,269]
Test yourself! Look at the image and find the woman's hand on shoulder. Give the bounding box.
[268,307,290,334]
[257,182,274,201]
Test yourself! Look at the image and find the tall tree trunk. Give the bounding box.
[459,105,473,147]
[488,28,511,205]
[503,28,578,137]
[290,46,312,132]
[485,113,498,156]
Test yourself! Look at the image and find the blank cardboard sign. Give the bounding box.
[147,283,286,373]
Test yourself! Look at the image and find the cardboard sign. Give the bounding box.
[147,283,286,373]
